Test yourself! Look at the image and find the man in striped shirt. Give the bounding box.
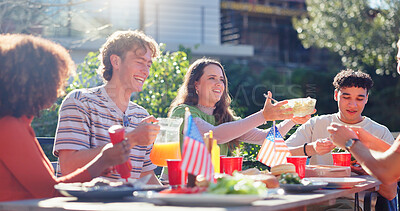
[54,30,161,184]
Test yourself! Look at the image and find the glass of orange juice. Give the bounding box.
[150,118,183,167]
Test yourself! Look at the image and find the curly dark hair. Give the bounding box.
[0,34,75,118]
[332,69,373,92]
[98,30,159,82]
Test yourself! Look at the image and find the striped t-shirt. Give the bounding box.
[53,86,156,180]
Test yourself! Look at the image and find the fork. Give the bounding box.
[263,93,279,104]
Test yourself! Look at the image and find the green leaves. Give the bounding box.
[293,0,400,76]
[134,46,190,118]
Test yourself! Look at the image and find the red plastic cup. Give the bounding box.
[108,125,131,181]
[219,155,226,173]
[220,157,243,175]
[286,156,308,179]
[332,152,351,166]
[167,159,187,187]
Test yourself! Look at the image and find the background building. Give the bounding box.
[39,0,332,72]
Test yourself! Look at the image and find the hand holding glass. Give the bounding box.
[150,118,183,167]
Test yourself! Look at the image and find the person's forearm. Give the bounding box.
[365,138,391,152]
[276,120,296,136]
[350,141,398,184]
[377,182,397,200]
[84,150,110,178]
[289,143,315,156]
[58,147,103,175]
[195,111,266,144]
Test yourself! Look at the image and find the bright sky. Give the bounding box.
[369,0,389,9]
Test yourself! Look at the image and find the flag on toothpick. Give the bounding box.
[180,109,214,181]
[257,123,292,167]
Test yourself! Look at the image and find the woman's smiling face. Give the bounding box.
[195,64,226,107]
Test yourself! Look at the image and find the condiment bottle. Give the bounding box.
[209,131,220,173]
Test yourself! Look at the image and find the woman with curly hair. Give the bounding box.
[0,34,130,202]
[169,58,311,155]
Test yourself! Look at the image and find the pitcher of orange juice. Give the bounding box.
[150,118,183,166]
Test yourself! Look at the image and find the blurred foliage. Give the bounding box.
[292,0,400,130]
[66,51,103,92]
[293,0,400,77]
[134,43,189,117]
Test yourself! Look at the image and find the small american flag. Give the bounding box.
[257,125,292,167]
[180,113,214,181]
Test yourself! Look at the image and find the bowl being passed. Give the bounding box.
[282,97,316,117]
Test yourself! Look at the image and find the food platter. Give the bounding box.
[146,188,282,206]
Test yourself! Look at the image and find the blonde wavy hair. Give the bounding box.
[98,30,159,81]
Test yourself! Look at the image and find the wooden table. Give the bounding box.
[0,176,380,211]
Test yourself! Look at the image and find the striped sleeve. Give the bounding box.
[53,91,91,157]
[142,144,156,172]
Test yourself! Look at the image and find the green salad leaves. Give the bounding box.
[208,174,267,195]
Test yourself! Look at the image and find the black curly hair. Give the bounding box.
[332,69,373,93]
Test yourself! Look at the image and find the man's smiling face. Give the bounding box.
[334,86,368,124]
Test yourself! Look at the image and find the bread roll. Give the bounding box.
[248,174,280,188]
[240,168,261,175]
[271,163,296,176]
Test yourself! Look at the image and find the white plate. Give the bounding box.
[306,177,366,189]
[146,189,282,206]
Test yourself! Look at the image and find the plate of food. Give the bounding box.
[142,187,282,206]
[140,173,283,206]
[55,177,167,200]
[306,177,367,189]
[278,172,328,193]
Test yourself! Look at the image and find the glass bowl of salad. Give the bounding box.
[282,97,316,117]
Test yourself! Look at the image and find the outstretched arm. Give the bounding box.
[193,111,267,144]
[328,123,400,184]
[350,127,391,152]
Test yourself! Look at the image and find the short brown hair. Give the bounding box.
[98,30,160,81]
[332,69,373,92]
[0,34,75,118]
